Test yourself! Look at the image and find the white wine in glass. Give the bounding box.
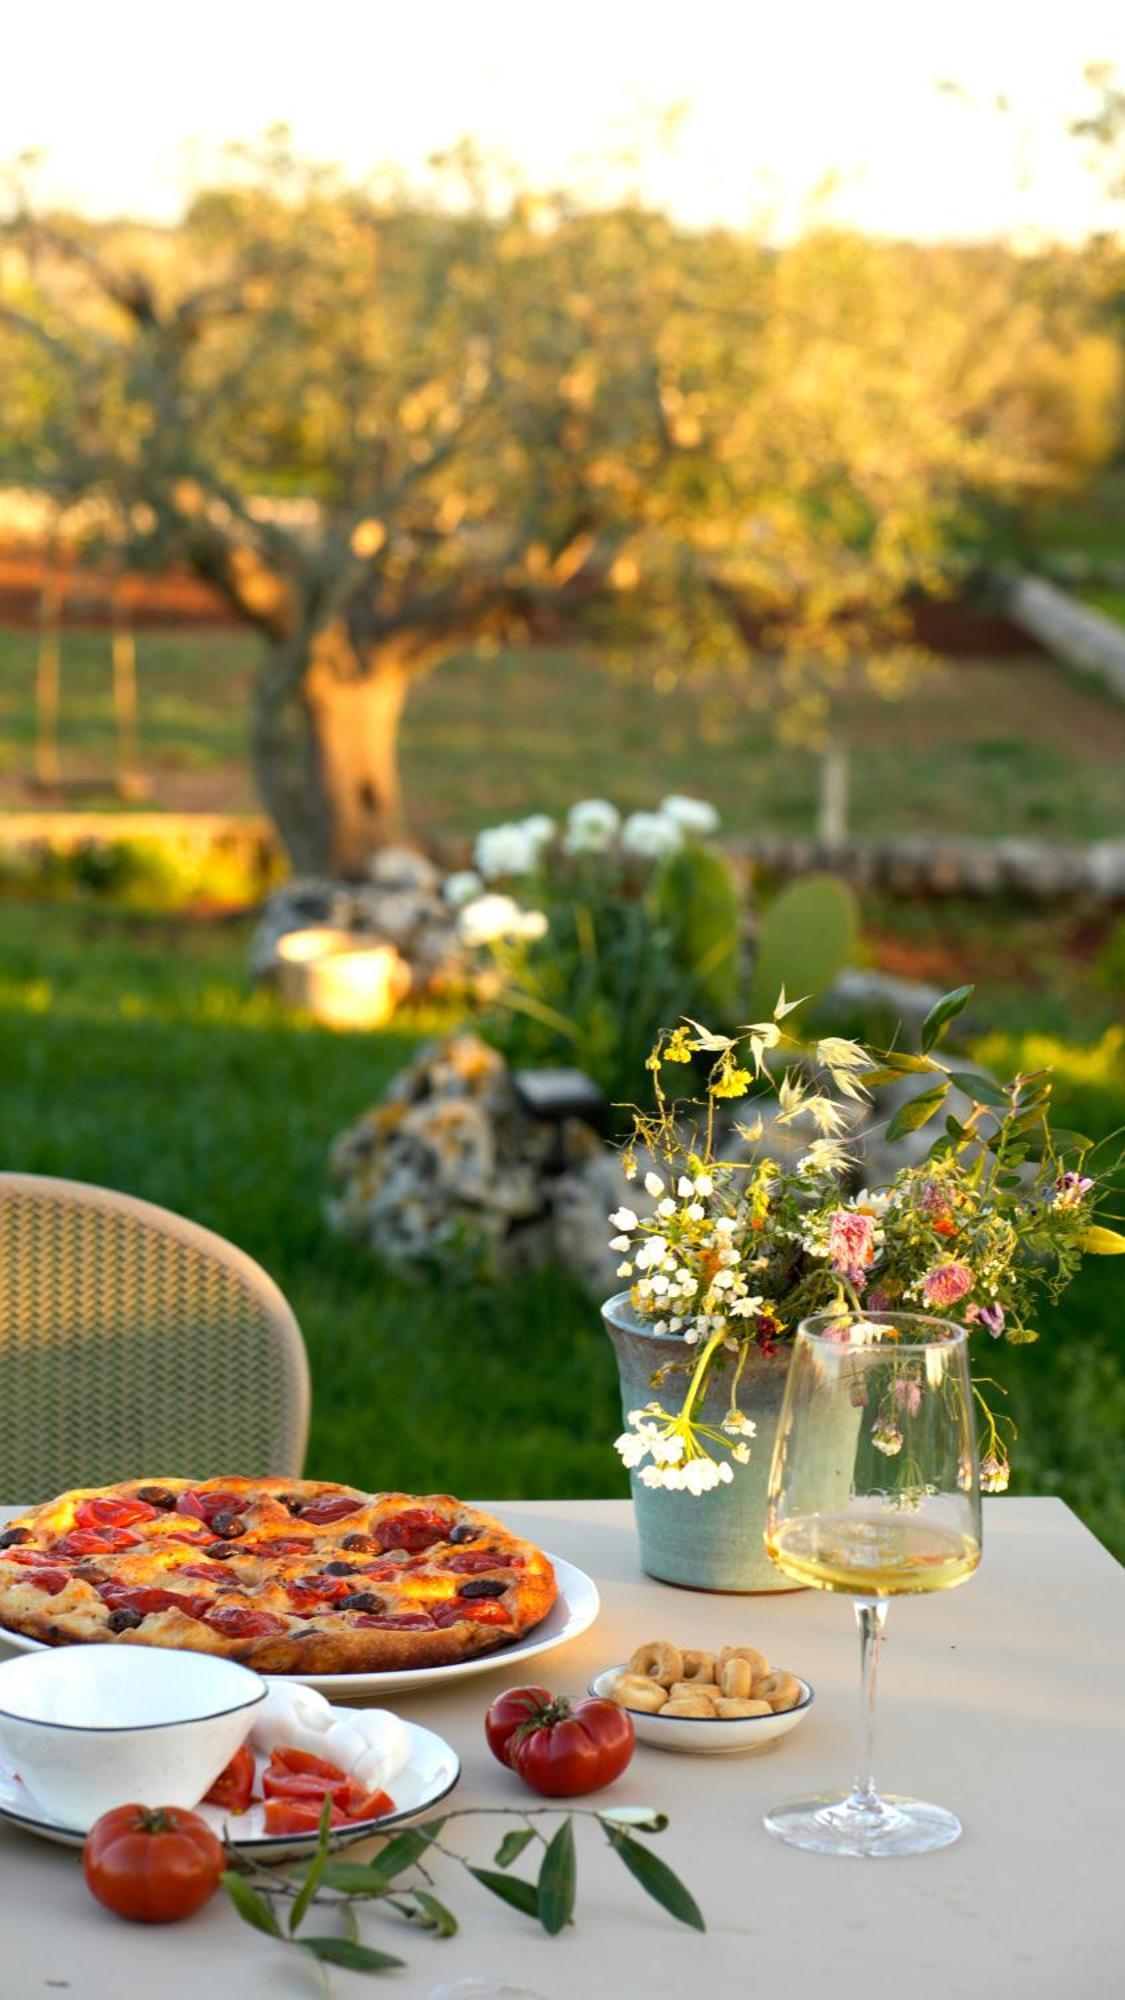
[763,1311,981,1858]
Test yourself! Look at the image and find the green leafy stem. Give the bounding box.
[221,1797,705,1980]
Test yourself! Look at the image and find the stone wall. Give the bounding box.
[729,832,1125,903]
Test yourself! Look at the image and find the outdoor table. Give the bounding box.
[0,1496,1121,1997]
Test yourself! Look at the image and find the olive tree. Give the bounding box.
[1,146,1109,871]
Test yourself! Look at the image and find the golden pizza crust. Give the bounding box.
[0,1478,556,1675]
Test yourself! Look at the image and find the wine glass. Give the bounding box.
[763,1310,981,1857]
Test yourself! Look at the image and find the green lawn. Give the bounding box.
[3,624,1125,843]
[1,898,1122,1554]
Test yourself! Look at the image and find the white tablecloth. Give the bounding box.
[0,1497,1121,1997]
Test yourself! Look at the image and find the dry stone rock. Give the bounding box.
[252,848,467,994]
[328,1033,615,1280]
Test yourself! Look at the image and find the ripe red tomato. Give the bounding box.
[485,1687,635,1797]
[82,1805,224,1924]
[484,1685,555,1766]
[202,1742,256,1814]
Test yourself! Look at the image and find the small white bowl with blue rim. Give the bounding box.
[0,1644,266,1828]
[589,1664,814,1755]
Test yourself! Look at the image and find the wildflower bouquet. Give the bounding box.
[447,795,741,1106]
[610,984,1124,1496]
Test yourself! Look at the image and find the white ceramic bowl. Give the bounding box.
[0,1646,267,1829]
[590,1664,814,1756]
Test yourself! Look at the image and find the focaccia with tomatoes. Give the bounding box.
[0,1479,556,1674]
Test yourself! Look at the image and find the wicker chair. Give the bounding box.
[0,1175,310,1501]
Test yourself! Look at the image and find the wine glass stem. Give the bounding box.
[850,1595,888,1811]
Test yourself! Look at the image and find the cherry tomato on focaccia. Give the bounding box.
[82,1806,223,1924]
[202,1742,256,1814]
[74,1496,158,1531]
[485,1687,635,1798]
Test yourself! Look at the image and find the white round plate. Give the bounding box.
[0,1555,599,1700]
[590,1665,814,1756]
[0,1715,460,1859]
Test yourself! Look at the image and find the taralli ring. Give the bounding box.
[627,1640,684,1687]
[668,1681,722,1703]
[718,1657,754,1698]
[661,1696,717,1718]
[611,1673,669,1712]
[679,1649,716,1683]
[718,1645,769,1679]
[715,1697,772,1718]
[753,1670,804,1712]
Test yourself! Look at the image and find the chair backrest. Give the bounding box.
[0,1174,310,1501]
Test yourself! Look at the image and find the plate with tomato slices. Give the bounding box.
[0,1713,460,1861]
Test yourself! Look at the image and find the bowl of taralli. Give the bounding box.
[591,1640,813,1756]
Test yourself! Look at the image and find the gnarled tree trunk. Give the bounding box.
[252,620,412,879]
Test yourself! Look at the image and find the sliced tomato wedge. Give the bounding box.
[261,1748,395,1821]
[262,1799,349,1834]
[265,1747,352,1785]
[345,1785,395,1820]
[254,1749,399,1834]
[203,1743,256,1814]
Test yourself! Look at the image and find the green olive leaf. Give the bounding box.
[221,1872,282,1939]
[537,1817,577,1936]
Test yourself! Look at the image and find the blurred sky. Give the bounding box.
[7,0,1123,240]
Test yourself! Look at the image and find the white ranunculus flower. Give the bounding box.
[620,810,683,861]
[519,813,557,849]
[515,909,549,942]
[457,893,527,947]
[563,798,621,853]
[660,794,720,836]
[474,821,541,880]
[644,1172,665,1197]
[443,869,484,909]
[609,1206,638,1231]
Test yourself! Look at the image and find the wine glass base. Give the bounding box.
[764,1791,962,1858]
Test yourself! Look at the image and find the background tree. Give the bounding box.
[1,142,1116,872]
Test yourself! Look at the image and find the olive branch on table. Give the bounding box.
[221,1797,705,1978]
